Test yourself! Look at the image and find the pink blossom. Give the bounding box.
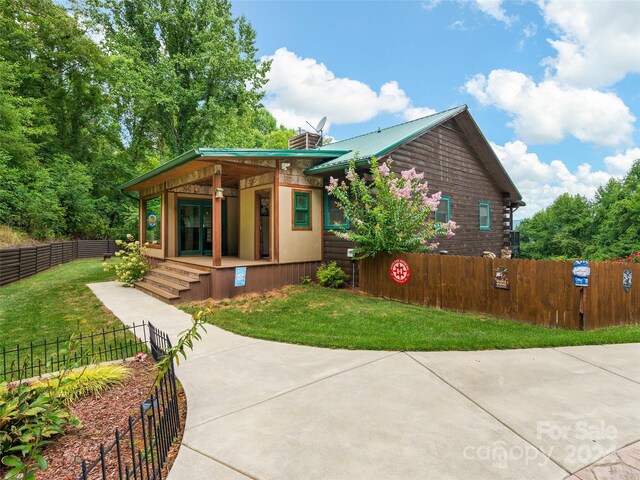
[401,168,424,181]
[447,230,456,238]
[421,192,440,211]
[378,162,390,177]
[431,191,442,202]
[446,220,458,229]
[429,242,439,250]
[401,168,415,180]
[326,176,338,193]
[398,184,412,199]
[346,169,356,181]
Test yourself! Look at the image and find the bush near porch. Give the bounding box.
[182,285,640,351]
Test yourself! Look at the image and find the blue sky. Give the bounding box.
[232,0,640,219]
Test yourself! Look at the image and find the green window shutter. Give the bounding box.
[479,202,490,230]
[293,191,311,228]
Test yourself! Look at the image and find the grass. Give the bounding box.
[0,259,119,349]
[182,284,640,351]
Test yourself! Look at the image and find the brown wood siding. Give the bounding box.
[321,118,507,283]
[209,261,321,300]
[322,230,359,286]
[389,119,504,256]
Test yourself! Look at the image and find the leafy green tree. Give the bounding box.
[588,161,640,259]
[76,0,270,162]
[519,194,594,260]
[0,0,294,242]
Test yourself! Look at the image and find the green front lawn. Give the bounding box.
[182,285,640,351]
[0,259,119,348]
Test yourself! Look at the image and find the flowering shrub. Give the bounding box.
[326,157,458,259]
[103,234,149,286]
[609,252,640,264]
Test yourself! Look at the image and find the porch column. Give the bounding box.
[212,165,222,266]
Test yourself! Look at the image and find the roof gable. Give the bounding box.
[305,105,467,175]
[305,105,523,205]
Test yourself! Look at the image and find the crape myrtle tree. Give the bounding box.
[326,157,458,259]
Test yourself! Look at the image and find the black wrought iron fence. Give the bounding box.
[0,322,148,382]
[78,323,180,480]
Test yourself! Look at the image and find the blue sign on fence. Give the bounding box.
[234,266,247,287]
[572,260,590,287]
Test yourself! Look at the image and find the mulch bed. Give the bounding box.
[31,357,187,480]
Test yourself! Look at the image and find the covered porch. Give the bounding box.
[120,147,332,301]
[166,256,273,269]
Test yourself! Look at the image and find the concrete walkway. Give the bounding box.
[89,282,640,480]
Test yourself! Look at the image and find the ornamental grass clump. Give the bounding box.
[326,157,458,259]
[103,234,149,286]
[31,364,131,405]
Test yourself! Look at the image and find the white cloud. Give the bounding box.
[421,0,441,11]
[604,148,640,177]
[523,23,537,38]
[466,0,516,25]
[262,48,434,130]
[404,106,437,121]
[492,140,640,218]
[448,20,468,31]
[540,0,640,88]
[465,69,635,147]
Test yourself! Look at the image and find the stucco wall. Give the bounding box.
[239,184,273,260]
[278,186,322,263]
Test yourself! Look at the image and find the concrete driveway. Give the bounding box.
[89,282,640,480]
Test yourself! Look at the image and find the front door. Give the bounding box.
[178,200,213,256]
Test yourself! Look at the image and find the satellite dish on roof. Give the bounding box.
[306,116,327,148]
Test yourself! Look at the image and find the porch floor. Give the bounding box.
[166,256,273,269]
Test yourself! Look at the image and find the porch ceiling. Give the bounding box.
[192,162,274,188]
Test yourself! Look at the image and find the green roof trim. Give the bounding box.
[304,105,468,175]
[119,147,349,191]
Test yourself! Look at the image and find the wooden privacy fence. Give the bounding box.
[360,253,640,330]
[0,239,117,287]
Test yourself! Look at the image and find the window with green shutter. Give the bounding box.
[293,191,311,229]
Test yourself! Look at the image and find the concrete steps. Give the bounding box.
[135,261,211,304]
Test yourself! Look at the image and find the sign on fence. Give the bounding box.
[624,269,632,293]
[390,259,411,284]
[494,266,510,290]
[572,260,590,287]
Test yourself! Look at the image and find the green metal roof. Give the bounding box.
[120,147,349,191]
[305,105,468,175]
